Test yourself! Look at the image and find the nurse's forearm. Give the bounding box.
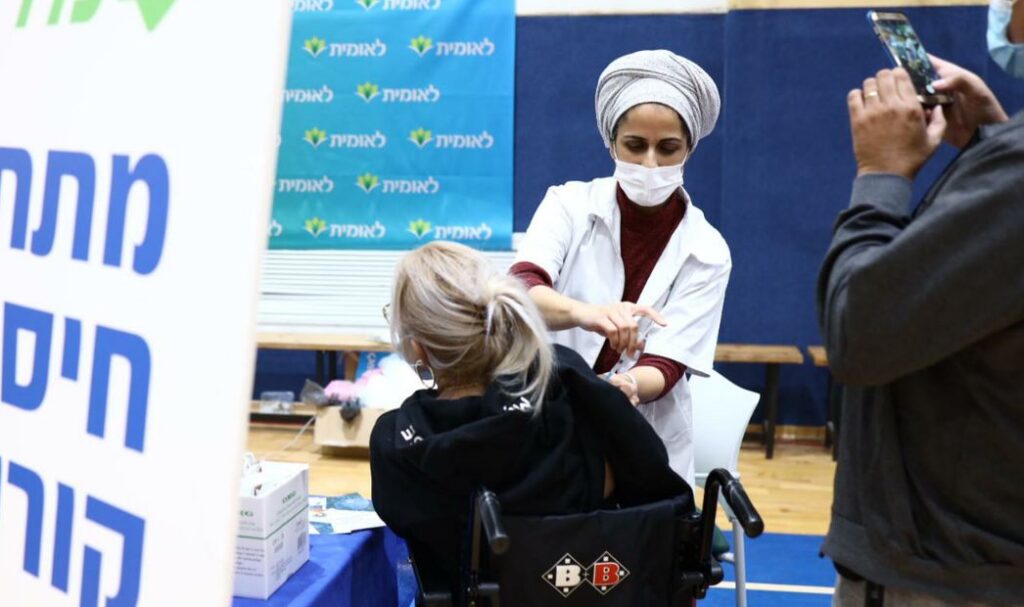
[527,285,583,330]
[627,366,666,404]
[1011,2,1024,43]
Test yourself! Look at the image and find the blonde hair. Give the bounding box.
[390,241,554,410]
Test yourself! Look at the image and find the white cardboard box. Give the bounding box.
[234,462,310,600]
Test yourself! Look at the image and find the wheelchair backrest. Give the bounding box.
[487,496,697,606]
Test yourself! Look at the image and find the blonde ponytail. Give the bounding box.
[481,275,554,408]
[390,241,554,411]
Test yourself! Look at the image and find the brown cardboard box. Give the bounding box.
[314,406,389,448]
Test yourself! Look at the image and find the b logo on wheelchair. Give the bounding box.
[542,551,631,597]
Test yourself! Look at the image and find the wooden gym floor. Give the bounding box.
[247,421,835,536]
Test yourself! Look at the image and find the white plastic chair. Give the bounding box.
[689,370,761,607]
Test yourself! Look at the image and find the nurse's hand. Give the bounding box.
[608,372,640,406]
[571,302,668,357]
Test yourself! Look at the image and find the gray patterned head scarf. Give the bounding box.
[595,50,720,151]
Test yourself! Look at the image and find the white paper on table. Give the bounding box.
[306,496,385,534]
[332,510,386,533]
[317,510,385,534]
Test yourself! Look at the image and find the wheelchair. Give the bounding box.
[411,468,763,606]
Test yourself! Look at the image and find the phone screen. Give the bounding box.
[871,15,946,103]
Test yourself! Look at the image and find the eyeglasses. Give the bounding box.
[382,303,391,326]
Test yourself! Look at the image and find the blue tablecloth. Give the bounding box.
[232,527,409,607]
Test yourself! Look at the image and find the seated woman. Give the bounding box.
[369,241,692,596]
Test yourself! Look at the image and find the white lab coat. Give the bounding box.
[516,177,731,486]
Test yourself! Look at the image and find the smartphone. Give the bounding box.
[867,11,953,106]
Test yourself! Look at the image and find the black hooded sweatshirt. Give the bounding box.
[369,345,692,592]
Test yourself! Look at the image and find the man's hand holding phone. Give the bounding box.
[929,55,1009,148]
[848,68,947,181]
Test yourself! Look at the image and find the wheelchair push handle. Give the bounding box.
[721,475,764,538]
[706,468,764,538]
[477,490,510,555]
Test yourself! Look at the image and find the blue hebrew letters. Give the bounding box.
[80,497,145,607]
[2,306,152,450]
[2,147,168,273]
[62,317,83,381]
[1,303,54,411]
[0,462,147,605]
[0,147,34,251]
[1,146,158,606]
[52,483,75,592]
[6,461,45,576]
[87,326,151,452]
[103,154,169,276]
[33,151,97,259]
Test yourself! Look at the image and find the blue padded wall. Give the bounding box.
[716,6,1023,423]
[514,14,726,230]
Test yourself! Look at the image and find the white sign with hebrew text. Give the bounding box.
[0,1,292,605]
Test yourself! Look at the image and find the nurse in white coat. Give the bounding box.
[511,50,730,486]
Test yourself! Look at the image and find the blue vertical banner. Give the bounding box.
[270,0,515,250]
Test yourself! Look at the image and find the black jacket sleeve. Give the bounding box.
[817,122,1024,386]
[369,411,468,586]
[555,346,692,508]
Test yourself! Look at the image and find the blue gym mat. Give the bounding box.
[703,532,835,607]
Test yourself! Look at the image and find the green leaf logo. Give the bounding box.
[304,127,327,148]
[355,82,380,102]
[135,0,177,31]
[409,36,434,57]
[304,217,327,237]
[19,0,177,30]
[408,219,432,239]
[355,0,381,9]
[304,37,327,58]
[356,172,381,193]
[408,128,433,148]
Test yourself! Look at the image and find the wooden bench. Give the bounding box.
[256,335,805,458]
[249,400,317,423]
[257,332,392,384]
[715,344,805,459]
[808,346,839,461]
[807,346,827,368]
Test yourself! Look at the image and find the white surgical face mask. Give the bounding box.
[613,159,685,207]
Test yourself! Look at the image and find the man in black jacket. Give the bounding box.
[818,59,1024,605]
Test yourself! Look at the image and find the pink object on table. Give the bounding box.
[324,380,359,403]
[355,368,383,386]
